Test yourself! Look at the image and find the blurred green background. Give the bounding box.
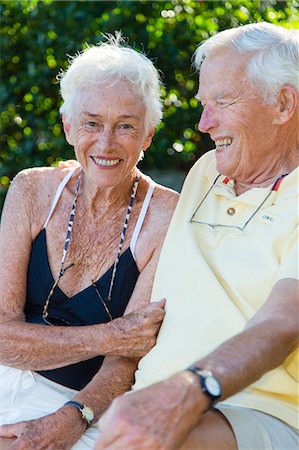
[1,0,298,210]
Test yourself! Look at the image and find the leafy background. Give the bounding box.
[1,0,298,210]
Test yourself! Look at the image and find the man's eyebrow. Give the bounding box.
[81,112,100,118]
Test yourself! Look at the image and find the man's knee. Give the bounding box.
[180,410,237,450]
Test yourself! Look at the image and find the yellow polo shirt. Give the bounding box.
[133,150,299,430]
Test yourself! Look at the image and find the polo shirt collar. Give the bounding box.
[204,155,298,205]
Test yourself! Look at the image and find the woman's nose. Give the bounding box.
[198,105,218,133]
[97,128,114,150]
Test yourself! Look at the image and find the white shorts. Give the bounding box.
[217,404,299,450]
[0,365,99,449]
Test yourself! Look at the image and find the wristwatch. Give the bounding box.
[64,401,94,427]
[186,367,222,409]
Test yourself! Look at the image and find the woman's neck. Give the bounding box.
[79,169,140,211]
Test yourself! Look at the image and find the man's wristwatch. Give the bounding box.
[64,401,94,427]
[186,367,222,409]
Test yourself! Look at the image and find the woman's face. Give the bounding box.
[64,80,153,188]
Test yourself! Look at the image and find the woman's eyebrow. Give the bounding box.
[81,112,139,120]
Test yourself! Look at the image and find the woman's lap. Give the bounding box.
[0,365,99,449]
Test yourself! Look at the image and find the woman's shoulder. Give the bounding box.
[138,173,179,232]
[10,166,73,201]
[141,173,179,209]
[153,183,179,217]
[6,166,76,233]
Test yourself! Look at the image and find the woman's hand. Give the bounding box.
[0,409,86,450]
[105,299,166,357]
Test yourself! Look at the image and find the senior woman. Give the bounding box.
[95,23,299,450]
[0,35,178,449]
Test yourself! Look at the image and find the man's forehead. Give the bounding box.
[199,50,248,83]
[202,46,249,68]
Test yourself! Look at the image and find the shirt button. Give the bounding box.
[227,207,236,215]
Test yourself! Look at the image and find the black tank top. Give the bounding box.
[24,170,155,390]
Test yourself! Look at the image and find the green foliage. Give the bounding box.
[1,0,298,209]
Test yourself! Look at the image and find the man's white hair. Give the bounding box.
[194,22,299,103]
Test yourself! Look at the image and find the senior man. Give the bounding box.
[95,22,299,450]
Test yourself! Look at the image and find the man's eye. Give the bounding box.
[120,123,133,129]
[86,121,97,127]
[217,99,235,107]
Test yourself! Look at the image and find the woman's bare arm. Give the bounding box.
[0,185,178,450]
[0,170,165,369]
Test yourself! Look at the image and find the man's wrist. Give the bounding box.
[185,367,222,411]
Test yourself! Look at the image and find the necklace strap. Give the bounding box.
[106,175,140,302]
[54,171,140,314]
[59,169,83,276]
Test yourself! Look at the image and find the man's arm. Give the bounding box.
[94,278,299,449]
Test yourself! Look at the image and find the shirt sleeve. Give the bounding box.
[276,225,299,281]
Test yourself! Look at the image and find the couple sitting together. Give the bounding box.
[0,22,298,450]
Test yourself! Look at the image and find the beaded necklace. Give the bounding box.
[42,169,140,324]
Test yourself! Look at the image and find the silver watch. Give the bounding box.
[186,367,222,408]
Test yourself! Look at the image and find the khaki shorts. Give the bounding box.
[216,404,299,450]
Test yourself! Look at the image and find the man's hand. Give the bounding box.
[0,408,86,450]
[95,372,204,450]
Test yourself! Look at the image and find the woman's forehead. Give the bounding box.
[72,83,146,119]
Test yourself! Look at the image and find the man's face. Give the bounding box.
[197,47,279,182]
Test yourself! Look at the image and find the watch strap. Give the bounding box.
[186,367,221,410]
[64,400,94,427]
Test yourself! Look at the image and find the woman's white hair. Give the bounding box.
[58,32,163,131]
[193,22,299,103]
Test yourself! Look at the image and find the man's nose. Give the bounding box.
[198,105,218,133]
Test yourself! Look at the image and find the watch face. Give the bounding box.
[206,376,221,397]
[82,406,94,423]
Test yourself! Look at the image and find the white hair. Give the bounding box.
[58,32,163,131]
[193,22,299,103]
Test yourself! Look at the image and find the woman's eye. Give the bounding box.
[116,123,134,133]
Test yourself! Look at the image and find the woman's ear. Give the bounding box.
[142,128,155,153]
[62,114,73,145]
[273,85,298,125]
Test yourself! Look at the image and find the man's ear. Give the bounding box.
[142,128,155,153]
[62,114,74,145]
[273,85,298,125]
